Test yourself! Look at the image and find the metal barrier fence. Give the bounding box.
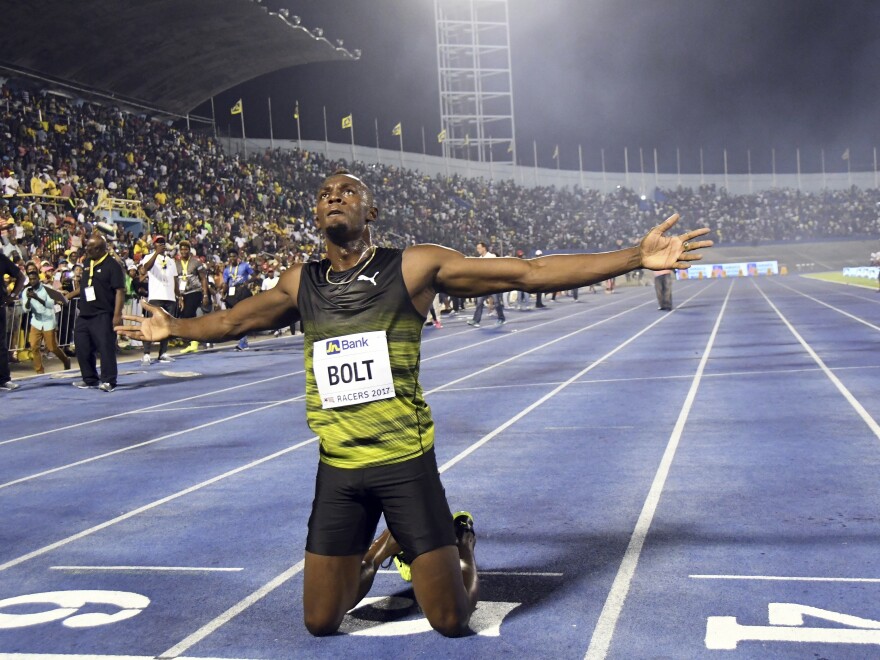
[4,297,142,370]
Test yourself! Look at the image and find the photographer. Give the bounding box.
[138,235,178,365]
[21,266,71,373]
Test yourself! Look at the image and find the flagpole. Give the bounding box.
[653,148,659,190]
[186,114,190,131]
[639,147,645,195]
[821,149,826,189]
[240,105,247,159]
[295,101,301,150]
[724,148,729,191]
[676,147,681,187]
[624,147,629,188]
[847,147,852,187]
[322,106,329,158]
[489,144,494,182]
[772,148,776,187]
[421,126,426,156]
[349,115,356,164]
[601,148,606,189]
[268,97,274,150]
[399,127,404,169]
[874,147,877,188]
[578,144,583,189]
[796,147,801,191]
[747,149,753,193]
[210,97,217,139]
[699,147,704,185]
[533,140,538,186]
[374,118,380,165]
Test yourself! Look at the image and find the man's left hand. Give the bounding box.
[639,213,713,271]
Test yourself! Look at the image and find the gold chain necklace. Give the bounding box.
[325,245,378,286]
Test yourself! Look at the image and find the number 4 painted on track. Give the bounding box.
[706,603,880,650]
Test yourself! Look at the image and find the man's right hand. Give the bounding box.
[115,301,172,342]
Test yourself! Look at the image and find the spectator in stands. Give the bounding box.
[223,249,254,350]
[466,241,506,328]
[176,239,209,354]
[69,233,124,392]
[0,249,26,391]
[139,235,178,364]
[653,268,673,311]
[21,265,70,373]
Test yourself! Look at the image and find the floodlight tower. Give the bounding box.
[434,0,517,168]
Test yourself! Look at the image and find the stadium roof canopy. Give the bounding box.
[0,0,359,117]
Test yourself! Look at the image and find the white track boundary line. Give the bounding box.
[0,291,640,451]
[584,280,734,660]
[158,284,714,658]
[0,438,317,572]
[0,292,653,491]
[0,369,306,447]
[0,396,305,491]
[690,574,880,583]
[753,280,880,440]
[772,278,880,331]
[0,289,663,568]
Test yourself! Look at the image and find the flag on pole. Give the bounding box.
[437,129,446,143]
[552,145,559,160]
[341,114,353,129]
[842,148,850,160]
[293,102,299,120]
[464,134,470,146]
[230,99,243,115]
[392,122,402,136]
[507,142,513,153]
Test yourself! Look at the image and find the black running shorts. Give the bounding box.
[305,447,456,561]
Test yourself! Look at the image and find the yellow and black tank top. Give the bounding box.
[298,247,435,468]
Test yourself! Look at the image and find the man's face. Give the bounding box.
[179,245,190,259]
[315,175,376,244]
[85,236,105,260]
[26,271,39,285]
[476,243,487,256]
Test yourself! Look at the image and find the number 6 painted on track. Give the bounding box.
[0,590,149,629]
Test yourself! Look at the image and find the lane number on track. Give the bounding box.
[706,603,880,649]
[340,596,520,636]
[0,590,149,629]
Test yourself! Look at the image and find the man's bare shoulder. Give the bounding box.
[403,243,465,262]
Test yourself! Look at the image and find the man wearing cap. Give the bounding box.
[176,239,210,354]
[0,250,26,391]
[69,234,125,392]
[222,249,254,351]
[139,235,178,364]
[22,265,71,373]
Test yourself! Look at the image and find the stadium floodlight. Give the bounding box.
[336,39,344,47]
[291,14,301,24]
[313,27,324,37]
[352,49,362,58]
[279,8,288,17]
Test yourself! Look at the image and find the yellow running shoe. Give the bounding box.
[392,554,412,582]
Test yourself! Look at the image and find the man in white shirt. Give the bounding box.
[138,235,178,364]
[466,242,507,328]
[261,267,280,292]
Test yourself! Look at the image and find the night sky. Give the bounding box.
[195,0,880,175]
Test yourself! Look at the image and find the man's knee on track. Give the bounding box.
[427,607,472,638]
[303,610,344,637]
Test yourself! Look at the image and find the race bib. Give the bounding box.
[312,330,396,409]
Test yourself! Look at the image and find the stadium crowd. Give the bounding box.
[2,80,880,306]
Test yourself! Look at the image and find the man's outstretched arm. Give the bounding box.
[116,266,302,342]
[409,214,711,298]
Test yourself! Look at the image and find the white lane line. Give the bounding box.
[159,559,305,659]
[754,280,880,440]
[50,566,243,572]
[0,396,305,491]
[690,574,880,583]
[378,569,563,577]
[0,438,317,572]
[159,285,715,658]
[772,278,880,332]
[0,289,663,569]
[0,369,306,447]
[0,292,653,491]
[584,281,734,660]
[0,655,254,660]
